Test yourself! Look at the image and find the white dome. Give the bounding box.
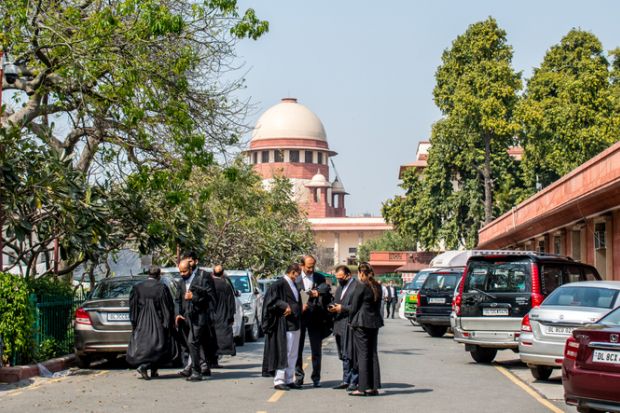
[331,178,347,194]
[251,98,327,141]
[306,171,331,188]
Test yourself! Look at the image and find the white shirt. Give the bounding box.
[300,271,314,292]
[184,268,197,292]
[341,278,354,300]
[284,275,299,301]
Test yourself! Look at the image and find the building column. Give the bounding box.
[585,219,595,267]
[333,232,340,267]
[613,210,620,280]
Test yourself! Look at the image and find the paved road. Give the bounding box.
[0,319,573,413]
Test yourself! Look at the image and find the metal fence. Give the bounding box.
[30,294,85,358]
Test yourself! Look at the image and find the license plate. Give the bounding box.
[428,297,445,304]
[545,325,574,335]
[592,350,620,364]
[107,312,130,321]
[482,308,509,316]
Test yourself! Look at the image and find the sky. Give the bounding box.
[232,0,620,216]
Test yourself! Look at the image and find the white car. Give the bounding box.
[227,270,264,342]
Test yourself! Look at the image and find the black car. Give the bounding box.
[416,270,462,337]
[453,251,602,363]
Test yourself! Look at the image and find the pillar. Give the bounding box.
[334,232,340,266]
[613,210,620,280]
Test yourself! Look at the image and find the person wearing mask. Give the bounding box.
[175,258,212,381]
[348,262,383,396]
[261,263,303,390]
[181,251,220,373]
[211,265,237,357]
[327,265,359,391]
[295,255,333,387]
[126,266,176,380]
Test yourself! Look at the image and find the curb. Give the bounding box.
[0,354,76,384]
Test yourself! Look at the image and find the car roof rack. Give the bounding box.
[470,250,573,260]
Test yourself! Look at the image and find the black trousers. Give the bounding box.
[295,324,323,384]
[179,320,204,374]
[352,327,381,392]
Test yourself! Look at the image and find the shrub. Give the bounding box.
[0,272,34,365]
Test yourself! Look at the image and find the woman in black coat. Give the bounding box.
[348,262,383,396]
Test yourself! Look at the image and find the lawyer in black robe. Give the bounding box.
[211,266,237,356]
[126,266,176,379]
[261,267,302,386]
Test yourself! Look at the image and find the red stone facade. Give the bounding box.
[478,141,620,280]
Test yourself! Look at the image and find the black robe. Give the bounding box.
[261,278,293,375]
[212,275,236,356]
[126,278,176,367]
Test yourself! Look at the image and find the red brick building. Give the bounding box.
[478,141,620,280]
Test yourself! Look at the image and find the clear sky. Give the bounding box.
[233,0,620,216]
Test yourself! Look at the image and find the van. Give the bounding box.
[452,251,601,363]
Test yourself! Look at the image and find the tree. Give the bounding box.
[0,0,269,277]
[434,17,521,224]
[517,30,619,191]
[357,231,417,262]
[383,18,524,249]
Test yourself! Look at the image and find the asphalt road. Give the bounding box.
[0,318,574,413]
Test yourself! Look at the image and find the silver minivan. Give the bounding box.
[519,281,620,380]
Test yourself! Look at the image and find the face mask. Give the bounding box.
[214,271,224,277]
[338,278,349,287]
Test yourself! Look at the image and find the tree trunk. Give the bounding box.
[483,133,493,225]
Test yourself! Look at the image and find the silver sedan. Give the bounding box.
[518,281,620,380]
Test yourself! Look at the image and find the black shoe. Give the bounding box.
[273,384,290,391]
[333,383,349,390]
[201,368,212,376]
[178,369,191,377]
[346,384,358,392]
[186,373,203,382]
[151,369,159,378]
[137,365,150,380]
[287,383,303,390]
[294,379,303,387]
[313,381,321,388]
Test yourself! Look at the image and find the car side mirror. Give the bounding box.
[234,290,241,297]
[254,288,260,295]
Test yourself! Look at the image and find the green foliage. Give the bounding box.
[35,338,64,362]
[517,29,620,191]
[0,273,33,364]
[29,277,74,302]
[358,226,417,262]
[385,18,523,249]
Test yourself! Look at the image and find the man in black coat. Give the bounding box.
[174,258,213,381]
[295,255,333,387]
[328,265,359,390]
[261,263,303,390]
[126,266,176,380]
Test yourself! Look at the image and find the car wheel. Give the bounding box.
[235,319,246,346]
[246,320,260,342]
[469,346,498,363]
[425,325,448,338]
[75,353,91,369]
[577,407,605,413]
[530,365,553,381]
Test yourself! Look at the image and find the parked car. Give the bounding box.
[403,269,436,325]
[258,277,281,294]
[227,270,264,342]
[416,270,463,337]
[519,281,620,380]
[453,251,601,363]
[563,305,620,413]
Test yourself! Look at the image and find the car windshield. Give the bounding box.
[422,273,460,292]
[543,286,619,309]
[599,307,620,326]
[465,261,529,293]
[405,271,431,290]
[90,278,142,299]
[229,275,251,293]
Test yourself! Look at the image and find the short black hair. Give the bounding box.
[286,263,301,274]
[181,250,198,260]
[334,265,351,275]
[148,265,161,277]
